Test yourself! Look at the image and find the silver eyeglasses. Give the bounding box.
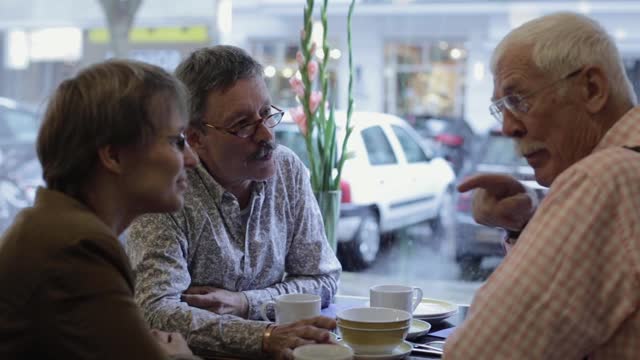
[204,105,284,138]
[489,67,583,123]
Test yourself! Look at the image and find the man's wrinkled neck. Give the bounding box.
[200,158,253,208]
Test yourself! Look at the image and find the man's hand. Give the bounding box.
[263,316,336,360]
[150,329,193,357]
[181,286,249,318]
[458,174,534,231]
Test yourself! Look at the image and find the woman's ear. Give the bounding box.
[581,65,609,114]
[97,145,123,175]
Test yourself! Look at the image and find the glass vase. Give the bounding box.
[314,190,341,253]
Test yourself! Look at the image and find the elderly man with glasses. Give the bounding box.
[445,12,640,359]
[126,45,341,359]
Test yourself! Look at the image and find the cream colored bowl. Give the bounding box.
[337,307,412,329]
[336,307,412,354]
[337,323,409,354]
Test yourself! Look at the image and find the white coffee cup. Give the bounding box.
[369,284,423,314]
[293,344,354,360]
[260,293,321,324]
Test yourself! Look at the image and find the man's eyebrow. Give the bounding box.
[223,110,252,127]
[491,83,518,102]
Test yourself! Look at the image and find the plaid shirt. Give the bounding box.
[444,107,640,360]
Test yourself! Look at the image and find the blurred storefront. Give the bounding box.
[3,1,640,133]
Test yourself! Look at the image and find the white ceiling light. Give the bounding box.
[264,65,276,78]
[5,30,29,70]
[578,1,592,14]
[281,67,294,78]
[473,61,485,81]
[615,29,627,40]
[217,0,233,37]
[450,48,462,60]
[28,27,82,62]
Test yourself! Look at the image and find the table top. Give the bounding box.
[206,295,468,359]
[332,295,469,359]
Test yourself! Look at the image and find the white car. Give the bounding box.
[275,111,456,270]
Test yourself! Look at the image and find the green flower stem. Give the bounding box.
[298,0,356,192]
[334,0,356,189]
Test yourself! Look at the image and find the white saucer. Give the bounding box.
[336,340,412,360]
[406,318,431,340]
[413,298,458,323]
[363,299,458,323]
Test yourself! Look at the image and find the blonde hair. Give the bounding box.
[491,12,636,105]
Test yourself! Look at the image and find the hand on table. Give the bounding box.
[150,329,193,357]
[181,286,249,318]
[263,316,336,360]
[457,173,535,231]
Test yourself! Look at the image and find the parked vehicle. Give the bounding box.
[0,97,42,233]
[408,116,476,175]
[276,111,456,270]
[453,129,547,275]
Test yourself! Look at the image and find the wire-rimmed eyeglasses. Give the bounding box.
[489,67,583,123]
[204,105,284,138]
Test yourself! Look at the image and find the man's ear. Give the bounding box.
[186,127,204,151]
[581,65,609,114]
[97,145,123,175]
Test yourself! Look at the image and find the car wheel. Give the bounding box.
[338,209,381,271]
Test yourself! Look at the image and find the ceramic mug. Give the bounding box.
[260,293,321,324]
[370,284,423,314]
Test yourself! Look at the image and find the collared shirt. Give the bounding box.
[126,146,341,357]
[444,107,640,360]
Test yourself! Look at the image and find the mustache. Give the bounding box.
[251,141,278,160]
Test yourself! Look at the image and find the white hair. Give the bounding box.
[491,12,637,106]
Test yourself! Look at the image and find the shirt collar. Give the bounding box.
[191,162,266,205]
[594,106,640,152]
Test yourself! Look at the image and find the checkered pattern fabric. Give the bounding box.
[444,107,640,359]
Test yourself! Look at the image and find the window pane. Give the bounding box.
[5,0,637,316]
[361,126,397,165]
[391,125,429,163]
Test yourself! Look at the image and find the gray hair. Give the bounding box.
[175,45,264,130]
[491,12,637,106]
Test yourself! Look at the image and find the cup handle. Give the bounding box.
[260,301,275,322]
[412,287,424,312]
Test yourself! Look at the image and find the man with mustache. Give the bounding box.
[446,12,639,359]
[126,46,341,359]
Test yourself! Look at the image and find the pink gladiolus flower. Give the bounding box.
[309,91,323,113]
[307,60,319,79]
[289,106,307,136]
[289,77,305,98]
[296,51,305,67]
